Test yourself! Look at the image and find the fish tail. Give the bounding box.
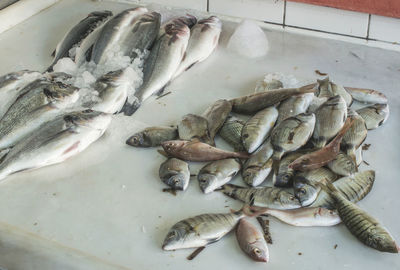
[234,151,250,159]
[218,184,240,198]
[298,83,317,94]
[119,99,141,116]
[239,204,269,217]
[271,158,280,182]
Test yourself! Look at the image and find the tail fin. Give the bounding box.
[298,83,317,94]
[217,184,242,198]
[119,99,141,116]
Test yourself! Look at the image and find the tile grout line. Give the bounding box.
[366,14,371,40]
[283,0,287,28]
[206,0,209,12]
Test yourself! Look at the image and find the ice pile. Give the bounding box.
[227,20,269,58]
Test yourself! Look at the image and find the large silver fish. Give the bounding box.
[0,70,43,119]
[357,104,389,130]
[159,158,190,191]
[345,87,387,104]
[236,219,269,262]
[48,10,113,71]
[0,81,79,149]
[202,99,232,145]
[173,16,222,78]
[91,8,160,64]
[0,110,111,181]
[242,106,278,153]
[242,140,273,187]
[218,115,245,151]
[198,158,241,193]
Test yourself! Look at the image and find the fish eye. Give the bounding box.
[243,134,249,139]
[173,179,180,184]
[199,179,207,183]
[168,231,176,239]
[289,196,295,201]
[253,248,261,255]
[299,188,306,194]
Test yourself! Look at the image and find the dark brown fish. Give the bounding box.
[289,118,354,171]
[161,140,249,161]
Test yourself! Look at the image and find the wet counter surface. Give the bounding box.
[0,0,399,269]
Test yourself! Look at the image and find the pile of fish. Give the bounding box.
[0,8,221,181]
[127,76,397,261]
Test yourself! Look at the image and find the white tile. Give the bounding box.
[286,1,369,37]
[369,15,400,43]
[209,0,285,24]
[137,0,207,11]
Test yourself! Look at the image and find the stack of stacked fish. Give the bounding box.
[127,77,396,262]
[0,8,221,181]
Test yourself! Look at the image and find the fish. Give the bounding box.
[218,115,245,151]
[316,77,352,106]
[289,117,354,171]
[201,99,232,145]
[274,151,304,187]
[270,113,316,161]
[0,70,44,119]
[320,181,399,253]
[0,110,111,181]
[162,207,250,250]
[327,152,357,176]
[293,167,337,207]
[276,93,313,124]
[242,140,273,187]
[177,114,212,144]
[127,21,190,114]
[312,95,347,148]
[159,158,190,191]
[242,106,278,153]
[161,140,249,161]
[91,8,161,64]
[230,85,316,114]
[0,81,79,149]
[345,87,388,104]
[357,104,389,130]
[236,219,269,262]
[157,14,197,38]
[126,126,178,147]
[198,158,241,193]
[307,96,328,113]
[309,170,375,209]
[173,16,222,78]
[89,67,136,114]
[48,10,113,71]
[219,184,301,210]
[341,109,367,160]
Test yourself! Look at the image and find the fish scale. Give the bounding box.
[219,116,245,151]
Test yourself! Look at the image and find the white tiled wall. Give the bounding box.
[369,15,400,43]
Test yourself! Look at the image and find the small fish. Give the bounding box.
[289,118,354,171]
[219,184,301,210]
[126,126,178,147]
[230,85,316,114]
[177,114,212,144]
[327,152,357,176]
[242,106,278,153]
[357,104,389,130]
[341,109,367,160]
[47,10,113,70]
[293,167,337,206]
[316,77,352,106]
[274,151,304,187]
[242,140,273,187]
[0,110,111,181]
[257,207,341,227]
[198,158,241,193]
[218,115,245,151]
[312,95,347,148]
[309,170,375,209]
[202,99,232,145]
[276,93,313,124]
[159,158,190,190]
[173,16,222,78]
[320,181,399,253]
[345,87,387,104]
[236,219,269,262]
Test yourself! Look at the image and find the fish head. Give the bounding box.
[293,176,318,207]
[44,82,79,107]
[315,208,338,220]
[275,172,293,187]
[126,132,145,147]
[175,14,197,28]
[161,140,185,155]
[64,110,111,130]
[139,11,161,24]
[198,16,222,28]
[88,10,113,19]
[242,167,267,187]
[277,190,301,208]
[165,22,190,41]
[247,243,268,262]
[165,173,188,191]
[162,224,188,251]
[198,173,218,194]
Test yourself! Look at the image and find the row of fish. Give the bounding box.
[125,75,397,259]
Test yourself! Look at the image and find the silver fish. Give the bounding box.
[48,10,113,70]
[309,170,375,209]
[327,152,357,176]
[345,87,388,104]
[91,8,158,64]
[220,184,301,210]
[236,219,269,262]
[276,93,313,124]
[202,99,232,145]
[242,106,278,153]
[178,114,211,144]
[312,95,347,148]
[0,110,111,181]
[0,81,79,149]
[162,209,245,250]
[126,126,178,147]
[218,115,245,151]
[242,140,273,187]
[159,158,190,190]
[173,16,222,78]
[307,96,328,113]
[341,109,367,159]
[198,158,241,193]
[293,167,337,207]
[0,70,43,119]
[316,77,352,106]
[274,151,305,187]
[157,15,197,38]
[357,104,389,130]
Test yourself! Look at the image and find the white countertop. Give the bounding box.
[0,0,399,269]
